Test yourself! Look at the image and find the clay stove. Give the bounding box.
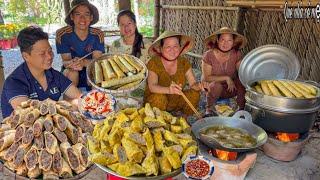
[199,142,257,180]
[262,132,309,162]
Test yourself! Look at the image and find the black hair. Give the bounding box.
[17,26,48,54]
[160,35,181,47]
[212,34,240,50]
[117,10,144,58]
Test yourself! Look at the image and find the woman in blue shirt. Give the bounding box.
[1,26,82,118]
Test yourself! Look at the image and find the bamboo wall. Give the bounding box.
[160,0,320,81]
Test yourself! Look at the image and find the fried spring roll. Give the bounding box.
[27,165,42,178]
[73,143,90,167]
[260,80,272,96]
[53,128,68,143]
[273,80,295,98]
[59,158,73,178]
[267,81,282,97]
[39,149,53,171]
[52,114,68,131]
[48,101,57,115]
[0,129,15,140]
[30,99,41,109]
[117,80,142,90]
[33,117,45,137]
[0,132,15,151]
[34,133,44,150]
[94,61,104,84]
[43,169,59,179]
[13,144,31,167]
[25,109,41,126]
[290,81,315,98]
[40,100,49,115]
[44,114,54,133]
[22,126,34,147]
[20,99,32,108]
[16,162,28,176]
[3,141,20,161]
[45,132,58,154]
[280,81,303,98]
[65,120,79,145]
[24,145,39,170]
[60,142,80,171]
[52,147,63,174]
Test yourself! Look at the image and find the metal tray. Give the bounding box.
[239,44,300,88]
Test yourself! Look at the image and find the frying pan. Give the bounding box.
[192,111,268,152]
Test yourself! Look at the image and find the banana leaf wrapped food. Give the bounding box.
[88,103,198,177]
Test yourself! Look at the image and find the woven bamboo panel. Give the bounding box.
[160,0,320,81]
[243,10,320,81]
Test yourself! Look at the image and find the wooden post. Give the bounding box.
[0,53,4,95]
[118,0,131,11]
[153,0,160,38]
[63,0,71,17]
[0,10,4,24]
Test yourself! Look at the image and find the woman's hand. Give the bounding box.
[226,77,236,92]
[169,83,182,95]
[198,81,210,92]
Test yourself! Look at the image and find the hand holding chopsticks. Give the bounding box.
[171,81,202,119]
[63,51,94,67]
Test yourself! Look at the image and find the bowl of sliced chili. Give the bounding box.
[79,90,116,121]
[182,155,214,180]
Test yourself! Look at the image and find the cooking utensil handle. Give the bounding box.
[232,110,252,122]
[303,80,320,88]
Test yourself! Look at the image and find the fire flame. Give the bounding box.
[215,149,238,161]
[276,132,299,142]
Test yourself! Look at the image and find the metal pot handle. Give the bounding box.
[232,110,252,122]
[303,80,320,88]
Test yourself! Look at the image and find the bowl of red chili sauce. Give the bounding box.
[182,155,214,180]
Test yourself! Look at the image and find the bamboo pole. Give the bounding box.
[154,0,160,38]
[186,52,203,59]
[226,0,319,8]
[161,5,239,11]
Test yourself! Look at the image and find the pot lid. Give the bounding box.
[239,44,300,87]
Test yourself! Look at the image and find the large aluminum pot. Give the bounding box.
[245,102,318,133]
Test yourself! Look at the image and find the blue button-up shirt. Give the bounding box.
[1,62,72,118]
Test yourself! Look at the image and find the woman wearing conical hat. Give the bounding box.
[202,27,247,115]
[144,31,209,116]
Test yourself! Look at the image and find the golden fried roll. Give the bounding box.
[254,85,263,93]
[59,158,73,178]
[13,144,31,167]
[52,147,63,174]
[60,142,80,171]
[48,101,57,115]
[34,133,44,150]
[21,126,34,147]
[178,117,191,133]
[16,162,28,176]
[30,99,41,109]
[117,80,142,90]
[121,137,145,163]
[44,132,58,154]
[181,145,198,161]
[43,114,54,133]
[94,61,104,84]
[39,100,49,115]
[52,114,67,131]
[27,165,42,178]
[0,129,15,140]
[163,130,179,143]
[65,120,79,145]
[0,131,15,151]
[145,103,155,118]
[3,141,20,161]
[142,148,159,176]
[53,128,68,143]
[20,99,32,108]
[42,169,59,179]
[33,117,45,137]
[39,149,53,171]
[73,143,90,167]
[25,108,41,126]
[24,145,39,170]
[152,129,165,152]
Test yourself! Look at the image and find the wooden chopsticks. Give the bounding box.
[171,81,202,118]
[63,51,94,65]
